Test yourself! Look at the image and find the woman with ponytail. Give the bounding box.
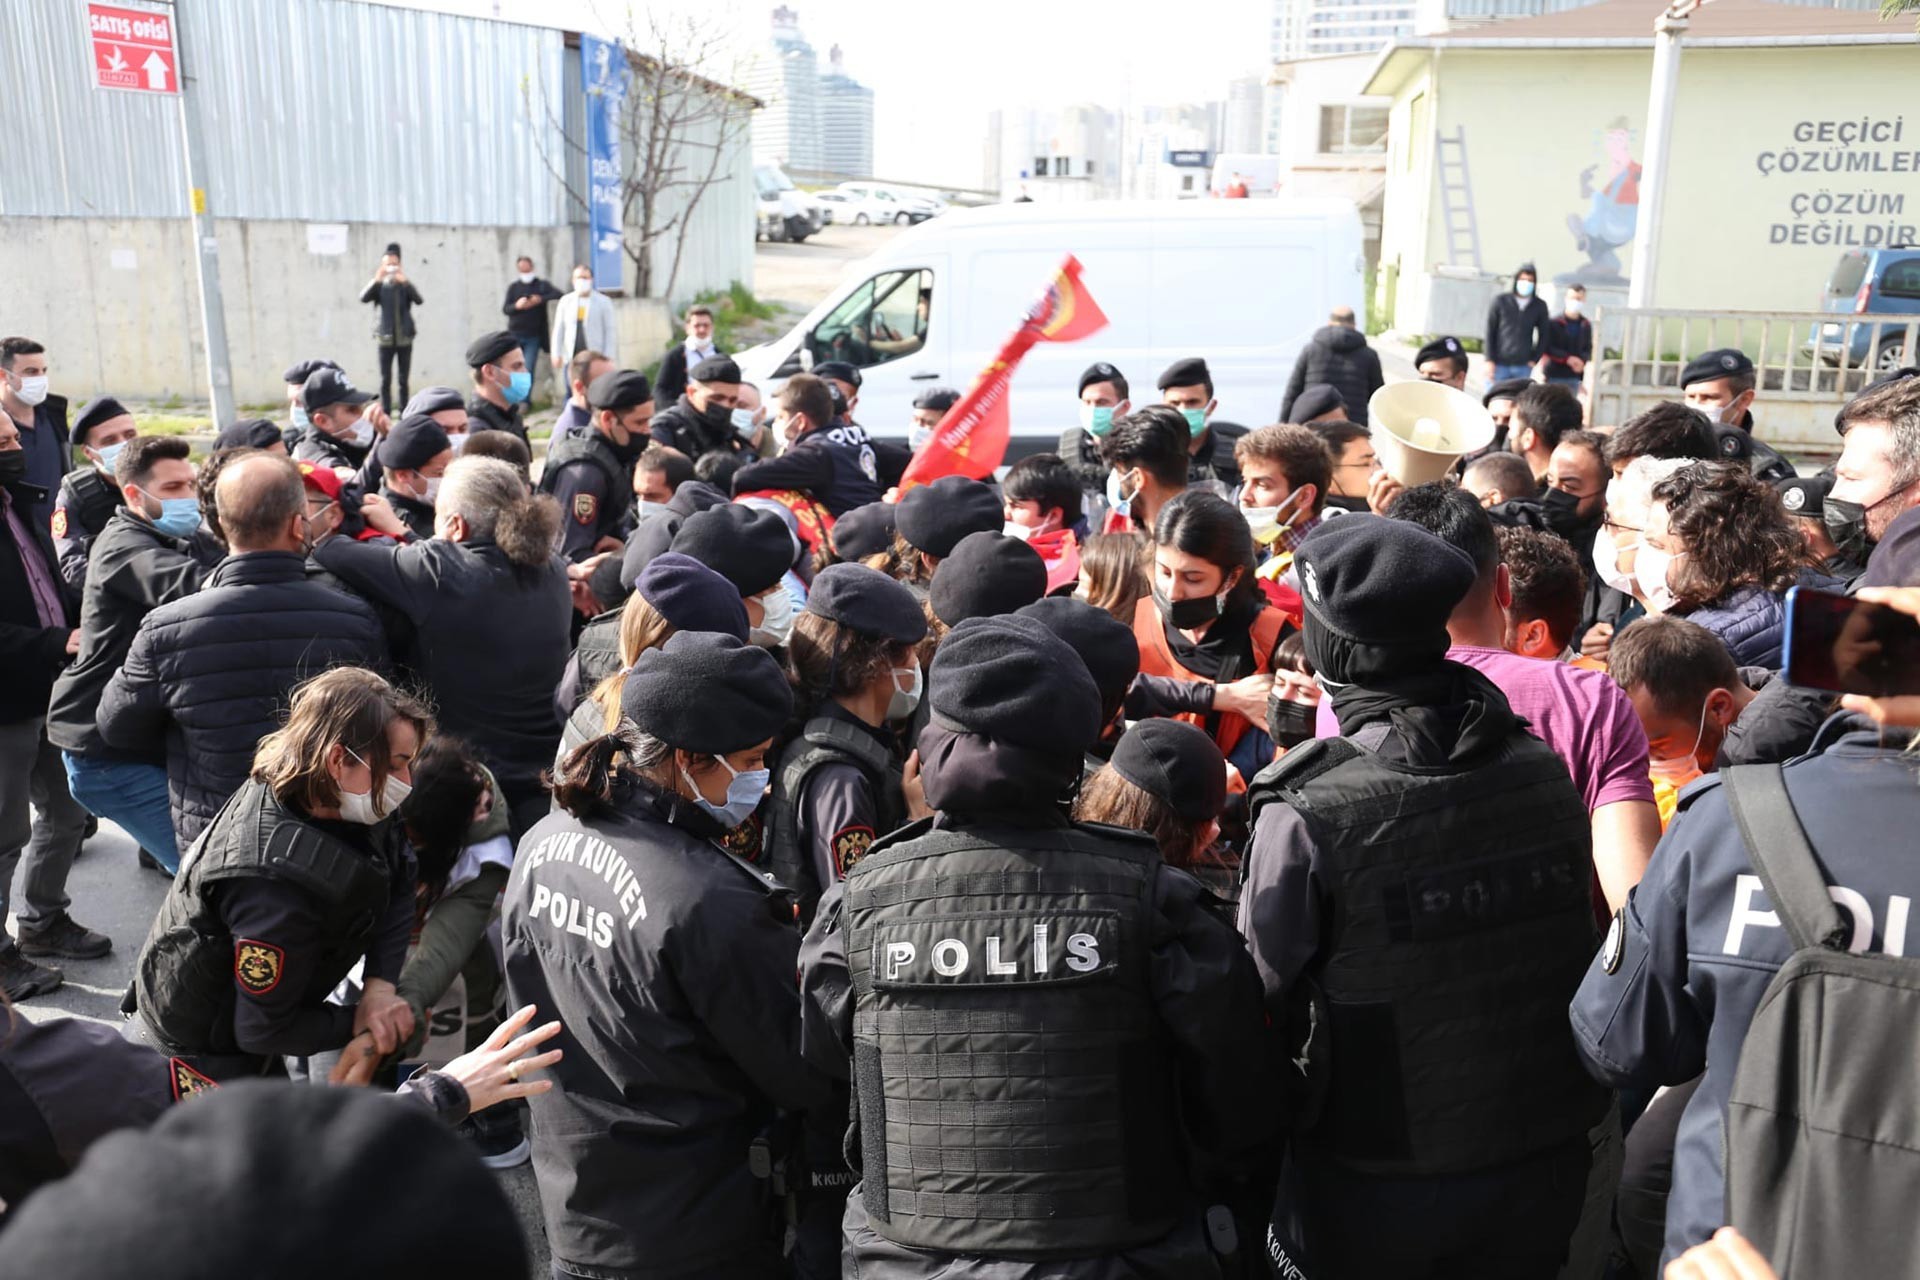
[313,455,571,841]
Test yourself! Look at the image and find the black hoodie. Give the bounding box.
[1280,324,1384,425]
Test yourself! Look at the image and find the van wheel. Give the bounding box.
[894,212,911,226]
[854,213,869,226]
[785,215,812,242]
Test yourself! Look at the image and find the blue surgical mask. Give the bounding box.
[140,489,203,539]
[682,754,768,830]
[1516,280,1536,297]
[1105,469,1137,519]
[1081,403,1116,438]
[90,440,127,473]
[730,407,756,435]
[504,370,532,404]
[1180,406,1208,436]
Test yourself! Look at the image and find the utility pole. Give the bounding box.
[170,0,236,425]
[1627,0,1705,310]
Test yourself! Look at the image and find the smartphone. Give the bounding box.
[1784,586,1920,697]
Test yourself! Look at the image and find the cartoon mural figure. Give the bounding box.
[1566,117,1642,284]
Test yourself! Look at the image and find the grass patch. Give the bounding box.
[134,413,211,437]
[691,281,778,353]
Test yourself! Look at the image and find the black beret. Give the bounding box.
[912,385,961,413]
[404,386,466,417]
[813,360,862,388]
[830,501,897,561]
[1078,362,1125,396]
[671,503,792,596]
[464,330,520,369]
[1015,596,1141,718]
[302,367,375,412]
[1862,504,1920,590]
[619,513,681,591]
[1295,516,1476,647]
[1157,356,1210,391]
[621,631,793,754]
[1482,378,1534,407]
[1110,718,1227,824]
[1414,336,1465,367]
[636,551,749,640]
[930,531,1048,626]
[0,1080,528,1280]
[214,418,284,452]
[895,476,1002,558]
[688,355,741,384]
[1711,423,1753,462]
[588,369,653,411]
[72,396,132,444]
[381,414,452,472]
[930,614,1101,753]
[807,563,927,644]
[1681,348,1754,388]
[282,357,340,386]
[827,382,849,415]
[1287,383,1345,424]
[1776,473,1831,519]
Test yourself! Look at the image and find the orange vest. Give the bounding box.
[1132,596,1291,758]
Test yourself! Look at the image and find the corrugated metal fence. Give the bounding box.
[2,0,571,227]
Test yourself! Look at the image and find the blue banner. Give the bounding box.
[581,34,626,289]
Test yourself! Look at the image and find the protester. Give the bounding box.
[999,451,1081,594]
[1059,361,1130,501]
[1543,282,1592,387]
[464,331,532,443]
[1544,428,1616,644]
[1680,348,1795,484]
[648,355,752,460]
[1486,263,1550,381]
[537,369,651,563]
[1497,525,1587,659]
[1463,450,1539,512]
[1579,454,1691,659]
[1605,400,1719,476]
[1100,405,1191,532]
[730,372,881,515]
[1280,305,1384,425]
[1074,717,1230,884]
[551,349,614,442]
[508,632,824,1279]
[1827,373,1920,569]
[95,452,387,853]
[1307,419,1380,514]
[653,304,720,409]
[1414,335,1470,390]
[459,429,532,478]
[1,336,65,528]
[50,396,139,588]
[549,264,617,368]
[360,243,422,413]
[1075,529,1150,624]
[635,444,692,510]
[501,254,564,386]
[1156,356,1241,491]
[312,456,569,838]
[1510,382,1582,488]
[1234,423,1329,579]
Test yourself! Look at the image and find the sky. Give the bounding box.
[373,0,1272,188]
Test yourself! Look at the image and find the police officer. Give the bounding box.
[1681,348,1796,484]
[538,368,653,562]
[1414,336,1470,391]
[1058,361,1130,509]
[403,384,471,441]
[1158,355,1242,493]
[649,355,753,459]
[907,384,959,456]
[1239,516,1608,1277]
[506,631,825,1280]
[889,474,1003,594]
[729,373,882,517]
[281,357,341,446]
[670,503,800,650]
[797,614,1279,1276]
[464,330,532,443]
[292,367,379,472]
[376,413,453,541]
[213,417,289,457]
[49,395,139,589]
[1570,711,1920,1269]
[828,500,895,566]
[131,668,425,1081]
[1016,594,1142,775]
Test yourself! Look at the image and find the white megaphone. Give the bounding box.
[1366,380,1498,487]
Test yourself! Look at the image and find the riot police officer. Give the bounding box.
[729,373,882,517]
[797,614,1278,1276]
[464,331,532,443]
[131,668,427,1081]
[538,368,652,563]
[376,413,453,541]
[292,367,379,473]
[506,631,825,1280]
[49,395,139,589]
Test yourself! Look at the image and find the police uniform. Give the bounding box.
[1057,364,1124,501]
[1571,717,1920,1268]
[1682,350,1796,484]
[504,633,825,1280]
[797,615,1279,1277]
[731,419,883,517]
[1239,518,1607,1277]
[538,369,649,561]
[291,368,378,473]
[464,331,529,444]
[48,396,134,590]
[928,529,1047,626]
[131,778,416,1079]
[375,412,453,542]
[1157,357,1244,494]
[649,355,753,460]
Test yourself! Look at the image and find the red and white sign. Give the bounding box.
[88,2,177,95]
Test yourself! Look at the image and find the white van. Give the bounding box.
[734,198,1365,449]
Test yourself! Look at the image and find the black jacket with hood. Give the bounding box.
[1280,324,1384,425]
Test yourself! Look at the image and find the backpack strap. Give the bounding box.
[1722,764,1850,953]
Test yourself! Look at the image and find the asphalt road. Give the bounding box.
[8,818,553,1274]
[754,220,901,317]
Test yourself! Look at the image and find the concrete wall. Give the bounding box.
[0,217,672,406]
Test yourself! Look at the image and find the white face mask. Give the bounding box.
[1002,519,1034,542]
[750,585,795,648]
[1565,298,1584,317]
[518,271,535,284]
[1634,545,1680,613]
[339,747,412,824]
[344,414,375,448]
[886,664,923,721]
[414,474,442,505]
[11,374,49,407]
[573,278,593,295]
[730,407,756,434]
[1593,524,1637,595]
[1648,702,1711,782]
[446,433,468,456]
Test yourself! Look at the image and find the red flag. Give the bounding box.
[899,255,1108,491]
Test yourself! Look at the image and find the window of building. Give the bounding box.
[1085,159,1096,177]
[1319,104,1390,155]
[1035,157,1050,177]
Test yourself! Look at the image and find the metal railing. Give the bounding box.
[1589,307,1920,457]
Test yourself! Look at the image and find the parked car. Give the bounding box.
[1805,247,1920,370]
[835,182,940,226]
[756,165,819,243]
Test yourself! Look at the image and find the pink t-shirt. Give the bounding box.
[1314,645,1654,813]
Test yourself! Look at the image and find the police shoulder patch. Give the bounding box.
[831,824,875,878]
[234,938,285,996]
[169,1056,218,1102]
[572,492,598,526]
[1602,907,1626,975]
[50,506,68,539]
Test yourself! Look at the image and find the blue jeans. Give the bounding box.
[1491,362,1534,382]
[62,753,181,874]
[517,335,542,374]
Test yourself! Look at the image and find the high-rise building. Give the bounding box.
[1223,75,1269,155]
[816,45,874,181]
[745,6,822,173]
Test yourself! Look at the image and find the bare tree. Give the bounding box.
[522,7,757,300]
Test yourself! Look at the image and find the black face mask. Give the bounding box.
[1541,485,1598,538]
[1267,694,1317,749]
[1822,494,1874,564]
[1154,586,1224,630]
[701,401,734,434]
[0,450,25,486]
[1322,494,1371,515]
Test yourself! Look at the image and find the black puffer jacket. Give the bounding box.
[95,552,387,850]
[1280,325,1385,425]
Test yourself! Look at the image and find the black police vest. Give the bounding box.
[538,434,633,532]
[1247,733,1607,1176]
[573,609,624,694]
[61,466,122,536]
[764,716,901,925]
[842,819,1184,1257]
[134,780,397,1056]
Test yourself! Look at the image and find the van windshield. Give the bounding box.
[808,269,932,371]
[1827,254,1869,297]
